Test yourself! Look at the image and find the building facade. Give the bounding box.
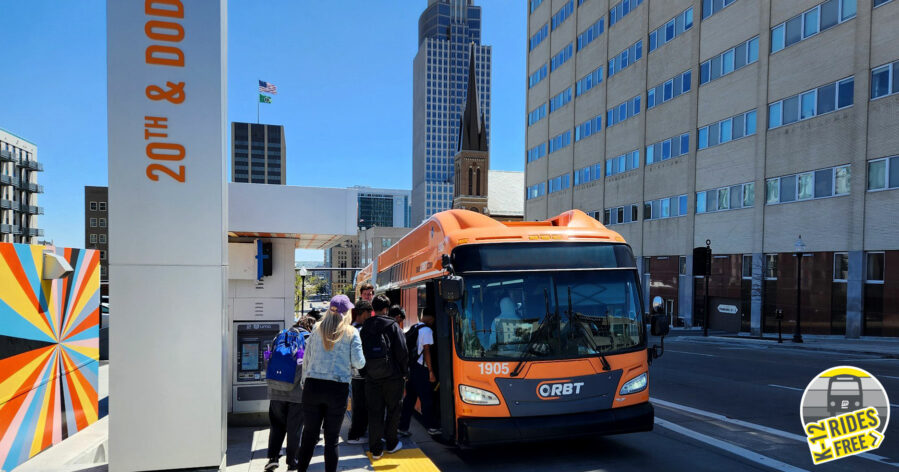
[358,226,414,267]
[355,187,412,229]
[324,238,360,297]
[525,0,899,337]
[231,122,286,184]
[84,186,109,281]
[412,0,492,224]
[1,128,43,244]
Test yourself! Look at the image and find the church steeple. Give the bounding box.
[458,42,487,153]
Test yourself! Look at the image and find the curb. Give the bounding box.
[679,335,899,359]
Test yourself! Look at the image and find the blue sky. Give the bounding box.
[0,1,525,257]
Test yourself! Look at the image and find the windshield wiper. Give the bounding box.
[510,288,553,377]
[567,286,611,371]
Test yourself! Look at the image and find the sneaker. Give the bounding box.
[397,429,412,437]
[346,436,368,445]
[386,440,403,454]
[427,428,442,435]
[371,452,383,460]
[263,459,279,471]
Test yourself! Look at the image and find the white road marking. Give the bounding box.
[665,349,716,357]
[879,375,899,380]
[768,384,804,392]
[654,417,811,472]
[652,397,899,467]
[840,358,899,362]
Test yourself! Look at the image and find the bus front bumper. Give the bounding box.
[457,402,653,447]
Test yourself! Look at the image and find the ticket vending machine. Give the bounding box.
[232,322,283,413]
[228,239,296,419]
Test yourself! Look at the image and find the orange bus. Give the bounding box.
[355,209,669,446]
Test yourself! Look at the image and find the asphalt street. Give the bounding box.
[415,335,899,471]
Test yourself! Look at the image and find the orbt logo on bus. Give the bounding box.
[536,379,585,400]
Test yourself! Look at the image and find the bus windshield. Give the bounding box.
[453,270,644,361]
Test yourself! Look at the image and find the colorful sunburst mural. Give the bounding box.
[0,243,100,471]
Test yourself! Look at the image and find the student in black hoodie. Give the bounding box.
[360,295,408,459]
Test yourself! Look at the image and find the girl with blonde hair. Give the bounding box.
[295,295,365,472]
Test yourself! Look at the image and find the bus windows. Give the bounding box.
[455,270,643,360]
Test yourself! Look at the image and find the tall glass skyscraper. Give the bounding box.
[412,0,491,224]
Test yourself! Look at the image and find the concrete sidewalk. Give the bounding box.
[226,413,440,472]
[675,333,899,358]
[14,359,439,472]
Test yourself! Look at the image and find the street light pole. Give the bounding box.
[793,236,805,343]
[300,266,308,317]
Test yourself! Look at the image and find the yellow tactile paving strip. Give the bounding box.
[368,448,441,471]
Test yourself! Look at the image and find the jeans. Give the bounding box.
[365,377,404,455]
[399,363,435,431]
[297,378,349,472]
[347,378,368,440]
[267,400,304,468]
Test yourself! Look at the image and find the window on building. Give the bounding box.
[833,252,849,282]
[609,0,644,25]
[771,0,856,53]
[700,36,759,85]
[99,202,107,211]
[90,218,97,228]
[866,252,885,283]
[644,195,689,220]
[679,256,687,275]
[577,18,605,51]
[643,257,651,274]
[99,234,107,244]
[867,156,899,191]
[765,254,777,279]
[608,40,643,79]
[649,8,693,53]
[742,255,753,279]
[871,61,899,100]
[701,0,738,19]
[99,218,107,228]
[766,165,850,204]
[769,77,854,129]
[90,234,97,244]
[90,201,97,211]
[100,250,107,261]
[646,133,690,165]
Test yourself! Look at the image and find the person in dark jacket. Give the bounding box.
[346,300,373,444]
[361,295,408,459]
[264,317,314,471]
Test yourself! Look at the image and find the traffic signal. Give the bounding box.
[693,246,711,276]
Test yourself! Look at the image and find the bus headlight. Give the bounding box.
[459,385,500,405]
[619,373,647,395]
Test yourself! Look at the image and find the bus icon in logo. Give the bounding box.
[827,375,862,416]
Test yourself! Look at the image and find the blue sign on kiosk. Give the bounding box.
[256,239,270,280]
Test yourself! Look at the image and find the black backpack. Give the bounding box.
[405,324,425,366]
[361,319,395,380]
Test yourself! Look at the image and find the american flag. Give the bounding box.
[258,80,277,94]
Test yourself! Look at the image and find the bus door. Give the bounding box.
[432,279,458,442]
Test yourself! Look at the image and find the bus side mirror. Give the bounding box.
[438,276,463,302]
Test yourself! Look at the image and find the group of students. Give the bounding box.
[263,283,439,472]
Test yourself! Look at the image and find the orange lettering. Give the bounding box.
[145,20,184,42]
[146,142,185,161]
[144,116,168,129]
[145,0,183,19]
[145,45,184,67]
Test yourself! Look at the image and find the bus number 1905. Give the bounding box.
[478,362,510,375]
